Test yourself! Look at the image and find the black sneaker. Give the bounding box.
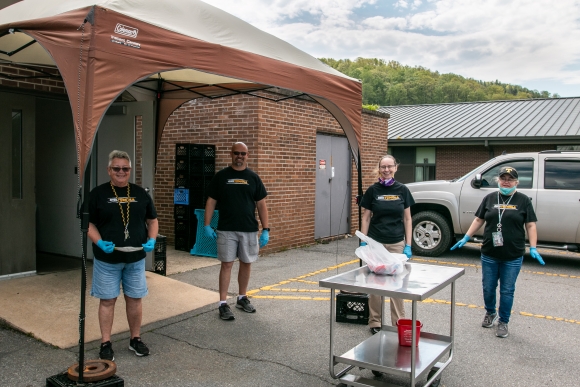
[99,341,114,361]
[236,296,256,313]
[219,304,235,320]
[129,337,150,356]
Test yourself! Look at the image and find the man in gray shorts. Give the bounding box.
[204,142,270,320]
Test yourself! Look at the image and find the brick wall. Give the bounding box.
[0,64,66,94]
[154,94,388,253]
[436,144,557,180]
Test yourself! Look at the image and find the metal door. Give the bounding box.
[95,101,156,268]
[315,134,351,239]
[0,92,36,276]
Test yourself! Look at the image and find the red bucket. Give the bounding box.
[396,319,422,346]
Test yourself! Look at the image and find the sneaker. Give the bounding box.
[219,303,235,320]
[129,337,150,356]
[99,341,114,361]
[482,312,498,328]
[496,321,509,338]
[236,296,256,313]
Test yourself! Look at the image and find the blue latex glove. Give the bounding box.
[142,238,156,253]
[403,244,412,259]
[360,241,367,247]
[96,239,115,254]
[259,229,269,248]
[530,247,545,265]
[450,235,470,250]
[204,225,217,240]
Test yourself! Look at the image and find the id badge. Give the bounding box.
[492,231,503,247]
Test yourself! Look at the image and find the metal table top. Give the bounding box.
[319,262,464,301]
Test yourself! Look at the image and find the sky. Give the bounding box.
[209,0,580,97]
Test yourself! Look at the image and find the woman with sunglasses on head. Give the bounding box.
[451,166,544,338]
[360,155,415,335]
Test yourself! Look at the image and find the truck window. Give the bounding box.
[544,160,580,190]
[480,160,534,189]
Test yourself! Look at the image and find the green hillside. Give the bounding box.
[320,58,559,107]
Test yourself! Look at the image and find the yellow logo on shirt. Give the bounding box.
[494,204,517,210]
[227,179,249,185]
[377,195,400,201]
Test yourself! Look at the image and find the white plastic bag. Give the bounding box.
[355,231,409,275]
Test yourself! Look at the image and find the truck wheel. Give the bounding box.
[412,211,452,257]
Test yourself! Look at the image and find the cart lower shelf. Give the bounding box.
[335,327,451,380]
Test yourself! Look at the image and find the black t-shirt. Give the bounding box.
[360,181,415,244]
[207,167,268,232]
[89,182,157,263]
[475,191,537,261]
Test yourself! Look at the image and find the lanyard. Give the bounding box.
[496,192,514,231]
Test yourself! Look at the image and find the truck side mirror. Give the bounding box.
[471,173,482,189]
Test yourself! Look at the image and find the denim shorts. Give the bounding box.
[91,258,148,299]
[216,231,259,263]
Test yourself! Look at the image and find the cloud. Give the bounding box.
[208,0,580,96]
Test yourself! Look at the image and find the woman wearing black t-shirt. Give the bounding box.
[451,166,545,338]
[360,155,415,335]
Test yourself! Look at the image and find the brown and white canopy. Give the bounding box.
[0,0,362,179]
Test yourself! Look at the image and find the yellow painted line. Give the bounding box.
[249,294,579,325]
[412,258,579,279]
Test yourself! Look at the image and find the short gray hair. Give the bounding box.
[108,150,131,167]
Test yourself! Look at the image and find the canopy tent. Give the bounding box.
[0,0,363,181]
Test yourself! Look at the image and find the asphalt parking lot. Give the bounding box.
[1,237,579,386]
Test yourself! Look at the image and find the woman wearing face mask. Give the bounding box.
[360,155,415,335]
[451,166,544,338]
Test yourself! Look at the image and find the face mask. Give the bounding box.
[498,183,516,195]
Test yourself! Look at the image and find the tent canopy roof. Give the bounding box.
[0,0,362,178]
[0,0,357,83]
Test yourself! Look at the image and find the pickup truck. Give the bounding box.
[407,151,580,256]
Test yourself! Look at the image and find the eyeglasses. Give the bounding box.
[499,177,517,183]
[379,165,397,170]
[110,166,131,173]
[233,151,247,156]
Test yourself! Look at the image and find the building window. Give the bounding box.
[12,110,22,199]
[389,147,436,183]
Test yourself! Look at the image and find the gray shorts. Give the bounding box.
[216,230,259,263]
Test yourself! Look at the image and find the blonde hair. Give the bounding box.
[375,155,398,178]
[108,150,131,167]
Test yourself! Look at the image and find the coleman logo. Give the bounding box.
[114,23,138,38]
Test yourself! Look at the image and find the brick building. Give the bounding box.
[380,98,580,183]
[155,94,389,252]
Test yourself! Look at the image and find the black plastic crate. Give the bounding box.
[189,159,215,175]
[174,220,195,235]
[336,292,369,325]
[175,173,215,189]
[154,235,167,276]
[175,234,195,252]
[189,144,215,159]
[175,156,190,172]
[176,143,215,159]
[174,204,196,220]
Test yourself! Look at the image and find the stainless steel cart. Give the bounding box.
[319,262,464,387]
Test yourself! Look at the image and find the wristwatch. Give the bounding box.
[262,228,270,231]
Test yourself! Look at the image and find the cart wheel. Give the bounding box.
[371,370,383,377]
[427,368,441,387]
